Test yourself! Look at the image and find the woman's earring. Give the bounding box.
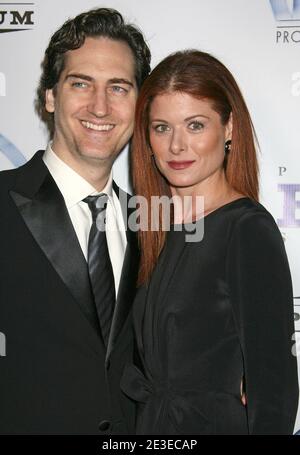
[225,140,232,154]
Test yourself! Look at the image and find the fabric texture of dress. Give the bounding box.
[121,197,299,435]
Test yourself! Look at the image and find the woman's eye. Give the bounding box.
[153,124,169,133]
[188,121,204,131]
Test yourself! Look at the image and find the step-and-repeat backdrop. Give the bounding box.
[0,0,299,432]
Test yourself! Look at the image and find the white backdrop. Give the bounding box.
[0,0,299,433]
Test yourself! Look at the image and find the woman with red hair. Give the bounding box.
[121,50,298,434]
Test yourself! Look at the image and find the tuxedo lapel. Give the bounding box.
[106,185,139,362]
[10,151,102,344]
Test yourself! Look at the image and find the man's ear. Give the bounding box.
[225,112,233,141]
[45,89,55,113]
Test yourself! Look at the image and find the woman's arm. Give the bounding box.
[226,209,299,434]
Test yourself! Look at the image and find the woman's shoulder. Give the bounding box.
[223,197,283,245]
[206,197,273,221]
[227,197,277,223]
[216,197,273,218]
[206,197,278,231]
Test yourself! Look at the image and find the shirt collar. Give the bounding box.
[43,143,114,208]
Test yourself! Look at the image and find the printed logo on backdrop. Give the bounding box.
[277,177,300,366]
[293,299,300,346]
[0,134,26,169]
[0,2,35,33]
[292,71,300,95]
[277,183,300,227]
[269,0,300,43]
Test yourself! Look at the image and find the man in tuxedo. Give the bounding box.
[0,8,150,434]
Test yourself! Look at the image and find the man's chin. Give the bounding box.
[78,149,115,163]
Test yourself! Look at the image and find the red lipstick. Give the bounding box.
[167,160,195,170]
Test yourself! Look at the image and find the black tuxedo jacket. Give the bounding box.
[0,150,139,434]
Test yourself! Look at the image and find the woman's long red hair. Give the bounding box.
[132,50,259,285]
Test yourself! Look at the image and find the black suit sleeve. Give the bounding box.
[226,210,299,434]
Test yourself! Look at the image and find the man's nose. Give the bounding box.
[87,88,111,117]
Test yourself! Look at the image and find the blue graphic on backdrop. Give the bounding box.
[0,133,27,168]
[270,0,300,20]
[277,184,300,228]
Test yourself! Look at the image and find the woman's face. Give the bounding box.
[149,91,232,193]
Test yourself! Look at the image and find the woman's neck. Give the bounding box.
[170,171,244,222]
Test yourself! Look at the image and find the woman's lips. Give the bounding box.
[167,160,195,170]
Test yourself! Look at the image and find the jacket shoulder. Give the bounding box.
[0,150,45,193]
[0,167,19,191]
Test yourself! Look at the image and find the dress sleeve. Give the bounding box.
[226,209,299,434]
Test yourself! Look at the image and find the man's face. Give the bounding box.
[45,37,138,170]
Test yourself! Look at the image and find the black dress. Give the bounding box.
[121,198,299,434]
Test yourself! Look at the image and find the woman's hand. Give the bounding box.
[241,378,247,406]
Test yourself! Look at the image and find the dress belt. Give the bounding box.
[120,363,159,403]
[121,362,239,403]
[120,363,221,434]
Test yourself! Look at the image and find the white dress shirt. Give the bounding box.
[43,144,127,294]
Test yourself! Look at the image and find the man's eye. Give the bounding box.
[72,81,88,88]
[111,85,128,94]
[188,121,204,131]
